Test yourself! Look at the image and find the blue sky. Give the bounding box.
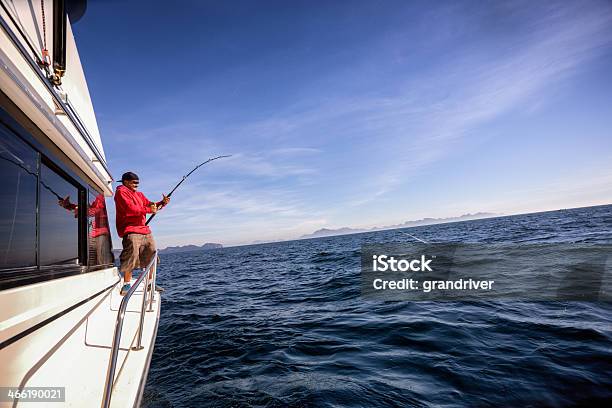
[73,0,612,247]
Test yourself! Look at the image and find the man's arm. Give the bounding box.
[142,193,170,210]
[115,188,152,216]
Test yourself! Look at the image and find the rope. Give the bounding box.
[41,0,46,49]
[40,0,50,66]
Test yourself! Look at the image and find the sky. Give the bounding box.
[73,0,612,248]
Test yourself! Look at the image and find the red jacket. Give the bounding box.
[89,194,110,237]
[114,185,157,237]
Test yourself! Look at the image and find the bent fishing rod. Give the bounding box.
[145,155,231,225]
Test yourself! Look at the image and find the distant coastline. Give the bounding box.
[113,243,224,256]
[300,212,497,239]
[155,204,610,249]
[159,243,223,254]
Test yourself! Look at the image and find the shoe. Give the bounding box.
[120,283,131,296]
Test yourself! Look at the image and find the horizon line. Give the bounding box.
[159,201,611,250]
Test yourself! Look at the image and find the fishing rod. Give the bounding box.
[0,154,67,202]
[145,155,231,225]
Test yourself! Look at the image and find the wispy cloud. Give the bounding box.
[97,1,612,245]
[344,1,612,202]
[220,153,318,178]
[269,147,321,156]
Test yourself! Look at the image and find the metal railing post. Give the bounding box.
[132,268,150,351]
[147,256,157,312]
[101,251,158,408]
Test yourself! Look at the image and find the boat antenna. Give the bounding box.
[145,155,231,225]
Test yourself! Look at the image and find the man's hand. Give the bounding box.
[58,196,78,213]
[150,203,158,214]
[161,194,170,206]
[156,194,170,209]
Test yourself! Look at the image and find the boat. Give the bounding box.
[0,1,161,406]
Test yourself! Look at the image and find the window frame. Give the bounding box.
[38,155,87,267]
[0,101,113,291]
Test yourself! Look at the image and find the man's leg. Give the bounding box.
[139,234,157,278]
[139,234,164,292]
[119,234,141,290]
[97,234,113,265]
[88,235,98,265]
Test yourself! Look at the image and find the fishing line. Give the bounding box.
[145,155,231,225]
[398,230,429,244]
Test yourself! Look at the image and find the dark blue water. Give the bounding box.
[143,205,612,407]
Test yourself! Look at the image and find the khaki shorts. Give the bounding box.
[119,233,156,273]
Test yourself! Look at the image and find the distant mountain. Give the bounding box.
[300,227,365,239]
[381,212,496,230]
[160,243,223,254]
[300,212,498,239]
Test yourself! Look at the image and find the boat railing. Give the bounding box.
[101,251,159,408]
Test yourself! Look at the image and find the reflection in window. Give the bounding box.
[39,164,79,266]
[88,190,114,266]
[0,131,37,269]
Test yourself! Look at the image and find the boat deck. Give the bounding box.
[1,276,160,408]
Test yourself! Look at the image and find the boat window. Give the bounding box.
[0,130,38,269]
[88,189,114,266]
[39,163,80,266]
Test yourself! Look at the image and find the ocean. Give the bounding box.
[142,205,612,407]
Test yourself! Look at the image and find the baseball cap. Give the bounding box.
[117,172,139,182]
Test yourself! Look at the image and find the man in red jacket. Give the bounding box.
[115,172,170,295]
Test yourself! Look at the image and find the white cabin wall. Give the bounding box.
[0,0,112,193]
[61,18,106,158]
